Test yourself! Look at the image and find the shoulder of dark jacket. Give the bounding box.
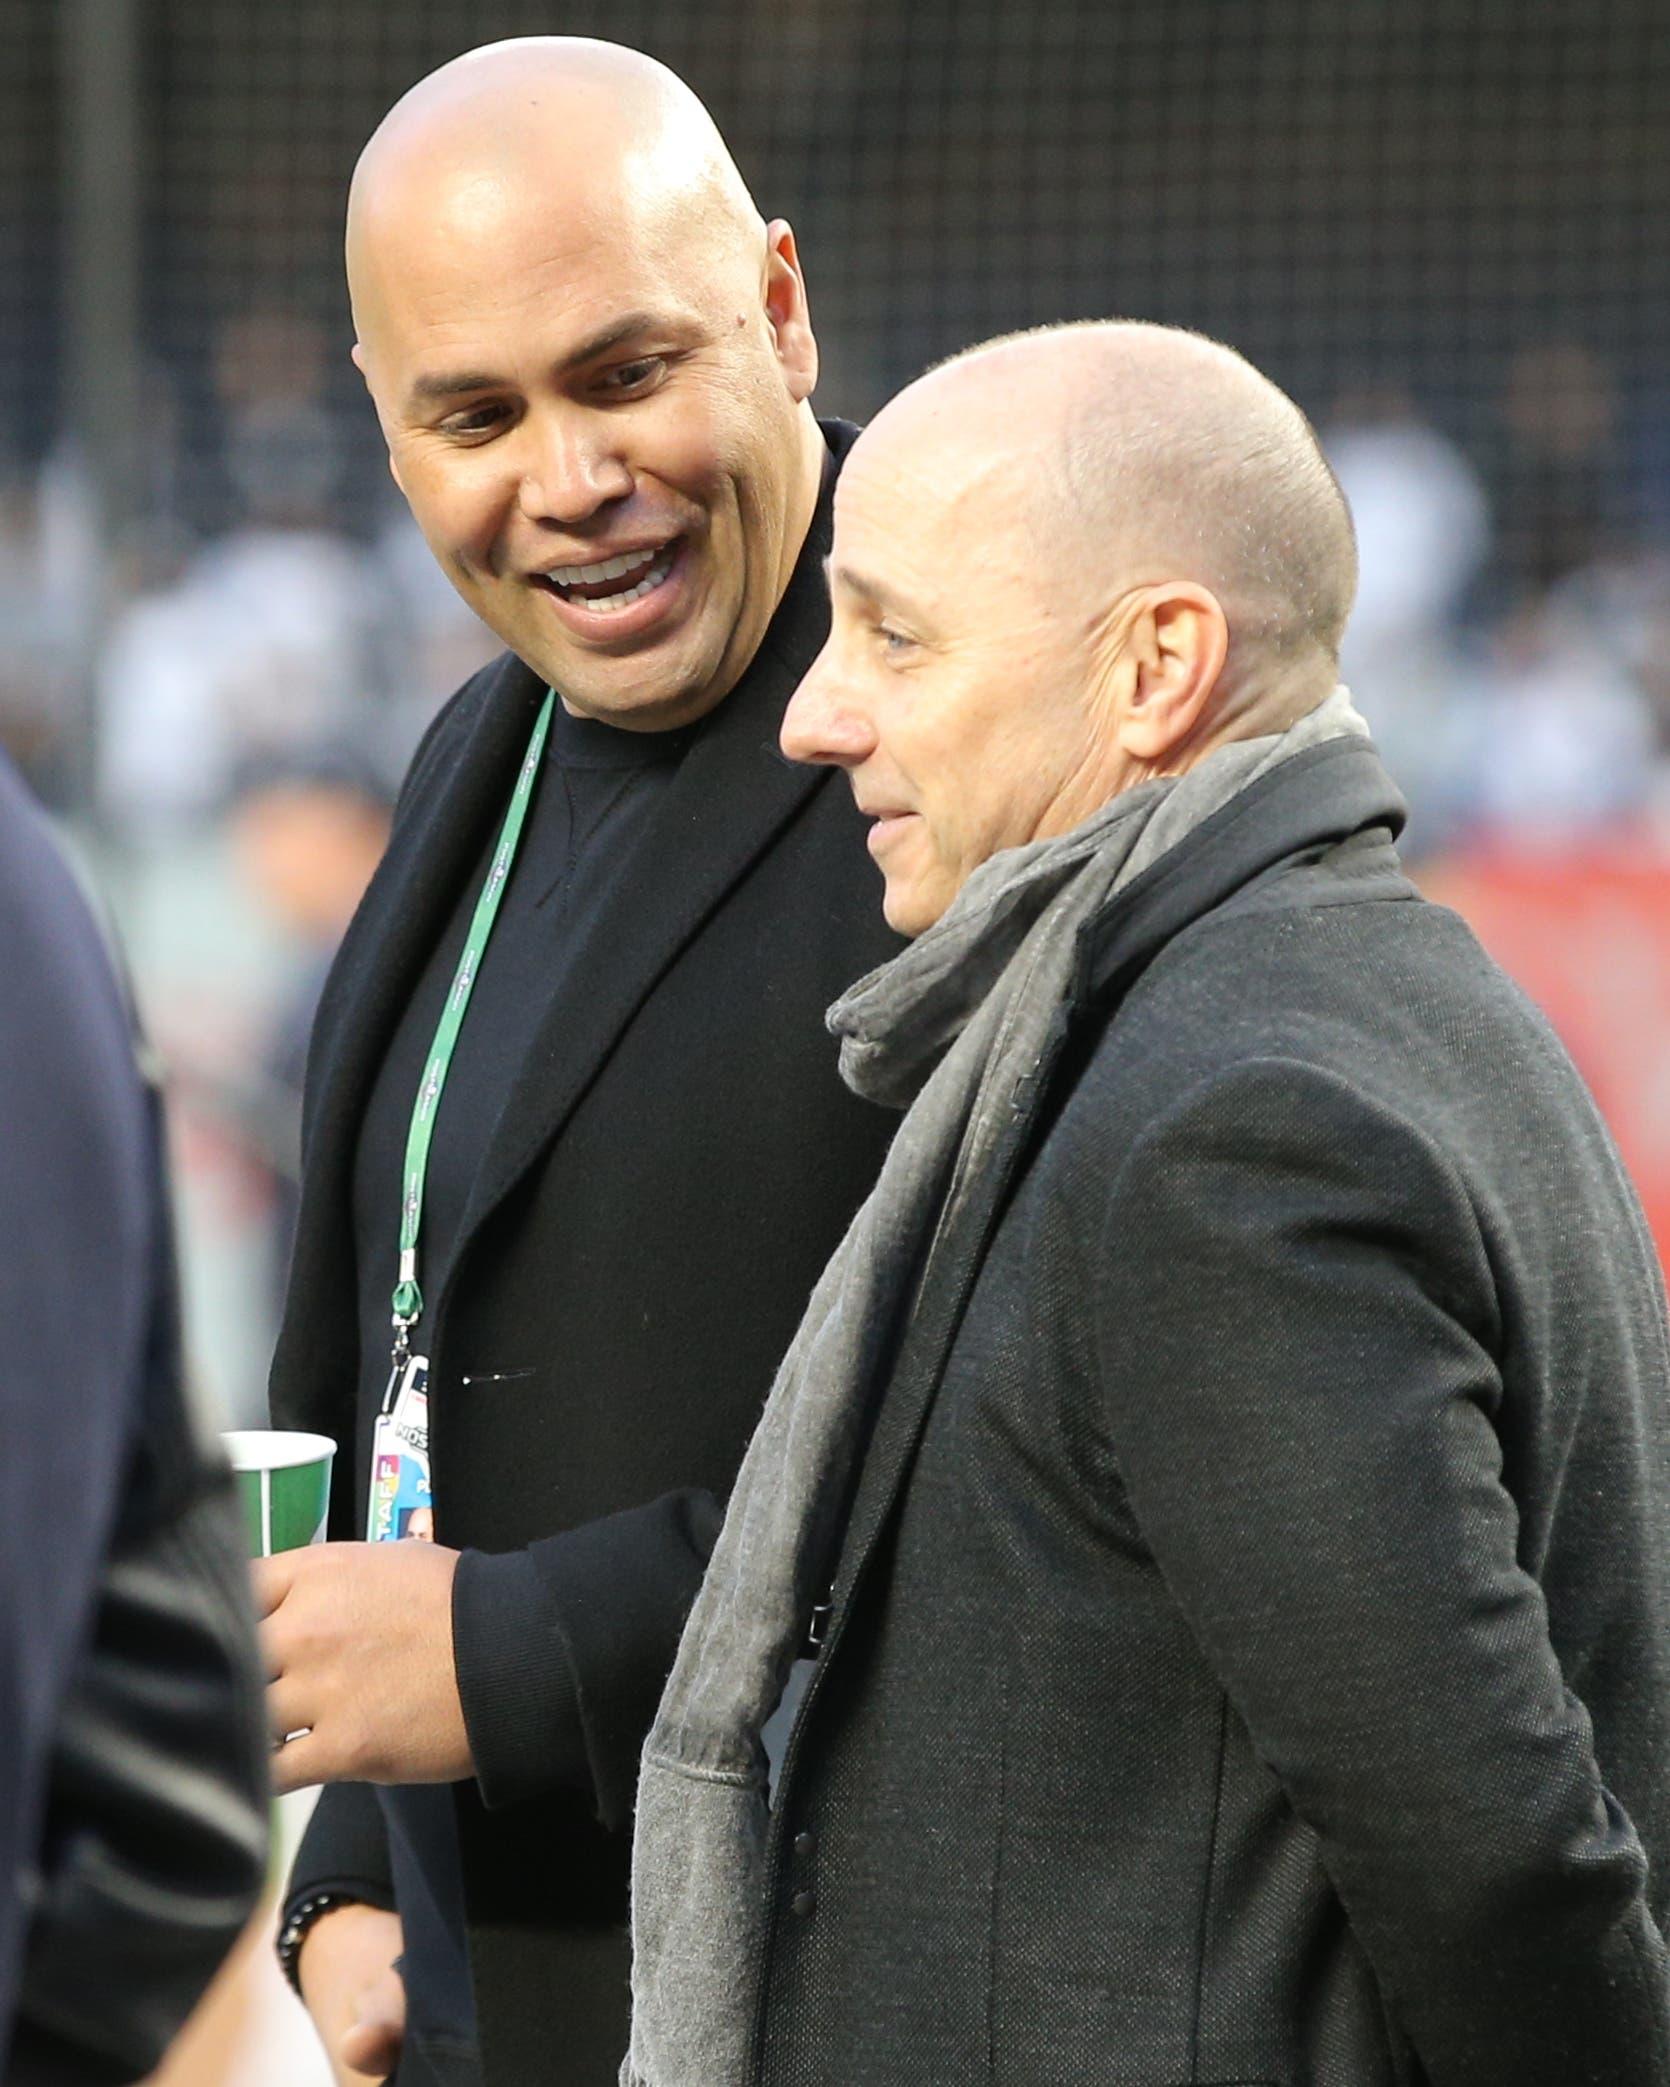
[1069,737,1411,1016]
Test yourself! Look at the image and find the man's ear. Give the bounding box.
[763,219,819,403]
[1115,584,1229,766]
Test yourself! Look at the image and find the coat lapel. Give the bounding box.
[298,653,548,1188]
[271,652,546,1455]
[437,447,849,1317]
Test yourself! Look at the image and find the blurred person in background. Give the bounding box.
[1493,340,1631,600]
[256,36,897,2087]
[1324,384,1491,650]
[626,322,1670,2087]
[371,505,503,767]
[1322,384,1491,852]
[0,749,269,2083]
[221,749,396,1316]
[97,312,389,840]
[1556,542,1670,813]
[1411,336,1668,844]
[1449,588,1660,842]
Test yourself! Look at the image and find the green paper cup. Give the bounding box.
[223,1430,336,1558]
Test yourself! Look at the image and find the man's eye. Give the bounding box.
[876,624,917,659]
[439,403,508,438]
[598,356,667,397]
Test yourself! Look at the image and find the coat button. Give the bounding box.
[793,1831,816,1859]
[790,1888,816,1919]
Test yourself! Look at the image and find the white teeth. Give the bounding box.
[553,543,677,615]
[548,546,661,588]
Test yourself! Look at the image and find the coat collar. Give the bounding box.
[1073,734,1407,1010]
[275,644,550,1454]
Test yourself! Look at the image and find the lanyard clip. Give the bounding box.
[390,1270,422,1373]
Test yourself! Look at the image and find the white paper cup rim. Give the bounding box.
[223,1429,337,1473]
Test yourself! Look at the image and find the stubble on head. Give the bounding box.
[787,321,1360,936]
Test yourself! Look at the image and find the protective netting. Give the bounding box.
[0,1,55,450]
[8,3,1670,1443]
[1,0,64,787]
[3,0,1665,824]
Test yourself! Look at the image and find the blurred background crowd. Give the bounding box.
[5,0,1670,1435]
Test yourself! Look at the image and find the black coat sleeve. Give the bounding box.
[1090,1058,1670,2087]
[283,1781,397,1923]
[452,1488,725,1832]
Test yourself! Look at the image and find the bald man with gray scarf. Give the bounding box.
[626,323,1670,2087]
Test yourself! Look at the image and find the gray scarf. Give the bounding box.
[623,688,1369,2086]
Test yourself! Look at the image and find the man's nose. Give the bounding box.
[780,647,874,768]
[515,412,634,527]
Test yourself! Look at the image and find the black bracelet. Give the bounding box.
[275,1890,354,1997]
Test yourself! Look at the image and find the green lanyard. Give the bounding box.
[390,689,556,1366]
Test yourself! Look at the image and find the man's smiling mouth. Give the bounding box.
[534,540,681,614]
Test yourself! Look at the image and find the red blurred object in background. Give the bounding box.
[1425,839,1670,1276]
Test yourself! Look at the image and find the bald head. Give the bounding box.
[899,321,1358,700]
[339,38,825,731]
[784,322,1358,935]
[348,39,764,351]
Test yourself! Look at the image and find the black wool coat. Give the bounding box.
[272,427,901,2086]
[755,739,1670,2087]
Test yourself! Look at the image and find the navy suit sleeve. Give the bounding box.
[452,1488,725,1831]
[0,763,268,2081]
[0,806,152,2046]
[1090,1058,1670,2087]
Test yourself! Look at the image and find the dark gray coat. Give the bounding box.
[756,740,1670,2086]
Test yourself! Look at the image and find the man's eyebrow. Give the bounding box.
[826,557,920,623]
[557,311,672,370]
[404,313,683,412]
[407,368,499,407]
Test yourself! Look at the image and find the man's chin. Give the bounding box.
[540,642,733,733]
[499,570,757,729]
[882,882,942,941]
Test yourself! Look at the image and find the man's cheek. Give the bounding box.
[634,391,729,491]
[403,465,491,565]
